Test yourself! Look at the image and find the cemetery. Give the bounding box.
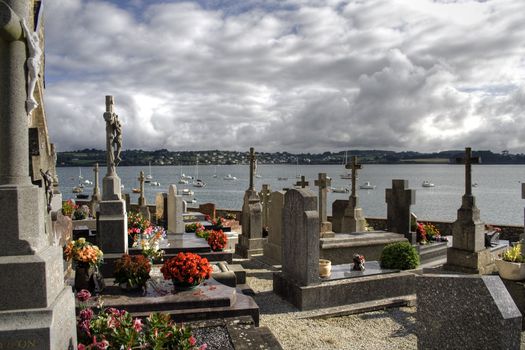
[1,1,525,349]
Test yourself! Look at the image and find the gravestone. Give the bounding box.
[137,171,150,220]
[331,199,349,233]
[259,184,271,229]
[281,189,320,286]
[199,202,216,220]
[155,192,168,227]
[385,179,416,244]
[235,147,264,258]
[90,163,101,214]
[445,147,495,274]
[97,96,128,254]
[262,190,285,265]
[167,184,184,234]
[295,175,309,188]
[341,156,367,233]
[0,2,77,347]
[314,173,334,238]
[417,274,521,349]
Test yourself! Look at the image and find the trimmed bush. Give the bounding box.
[380,241,420,270]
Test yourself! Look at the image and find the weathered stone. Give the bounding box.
[331,199,349,233]
[97,199,128,254]
[259,184,271,229]
[155,192,168,226]
[314,173,334,237]
[262,190,285,264]
[416,274,521,350]
[281,188,319,286]
[385,179,416,243]
[168,184,184,234]
[199,202,216,220]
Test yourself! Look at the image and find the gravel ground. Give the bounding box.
[239,259,525,350]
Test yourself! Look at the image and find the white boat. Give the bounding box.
[359,181,376,190]
[84,179,93,185]
[278,177,288,181]
[178,178,189,184]
[255,174,262,178]
[146,162,153,180]
[181,173,193,180]
[193,179,206,188]
[132,188,141,193]
[224,174,237,180]
[150,181,160,186]
[72,186,83,193]
[181,189,194,196]
[331,187,349,193]
[422,180,435,187]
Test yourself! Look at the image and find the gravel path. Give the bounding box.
[239,259,525,350]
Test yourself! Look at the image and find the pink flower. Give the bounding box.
[80,319,91,337]
[133,318,143,332]
[199,344,208,350]
[78,344,86,350]
[80,308,94,321]
[76,289,91,302]
[189,336,197,346]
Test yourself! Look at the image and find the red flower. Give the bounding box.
[160,252,213,284]
[207,230,228,251]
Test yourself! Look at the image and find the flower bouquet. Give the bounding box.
[128,211,151,247]
[185,222,204,233]
[62,199,77,217]
[207,230,228,251]
[352,254,366,271]
[160,252,213,291]
[63,238,104,292]
[136,226,166,261]
[114,254,151,291]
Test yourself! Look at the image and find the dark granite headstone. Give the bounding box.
[331,199,349,233]
[417,274,521,350]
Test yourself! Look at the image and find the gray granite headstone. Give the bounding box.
[0,3,77,348]
[417,274,521,350]
[386,179,416,243]
[167,184,184,234]
[155,192,167,227]
[282,188,319,286]
[332,199,349,233]
[259,184,271,229]
[262,190,285,264]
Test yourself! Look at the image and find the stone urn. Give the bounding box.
[495,259,525,281]
[319,259,332,278]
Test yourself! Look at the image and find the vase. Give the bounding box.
[74,263,105,293]
[172,279,202,292]
[495,259,525,281]
[319,259,332,278]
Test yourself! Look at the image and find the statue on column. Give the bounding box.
[20,18,42,115]
[104,104,123,174]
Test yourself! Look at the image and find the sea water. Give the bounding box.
[57,164,525,225]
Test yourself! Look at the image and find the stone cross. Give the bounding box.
[386,179,416,243]
[295,175,309,188]
[345,156,362,197]
[315,173,334,237]
[92,163,101,200]
[314,173,331,224]
[259,184,271,228]
[138,171,146,207]
[456,147,480,196]
[248,147,256,191]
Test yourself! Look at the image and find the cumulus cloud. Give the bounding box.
[43,0,525,153]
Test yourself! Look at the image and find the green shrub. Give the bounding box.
[380,242,420,270]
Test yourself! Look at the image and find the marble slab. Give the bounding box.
[320,261,400,282]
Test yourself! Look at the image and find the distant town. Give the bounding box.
[56,149,525,167]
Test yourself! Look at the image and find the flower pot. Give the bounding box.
[319,259,332,278]
[172,279,202,292]
[495,259,525,281]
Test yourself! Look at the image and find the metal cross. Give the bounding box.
[345,156,362,197]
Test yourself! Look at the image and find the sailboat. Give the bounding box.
[340,151,352,179]
[193,156,206,188]
[254,159,262,178]
[213,164,217,178]
[78,167,83,180]
[295,157,301,179]
[145,162,153,182]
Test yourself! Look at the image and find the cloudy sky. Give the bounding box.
[43,0,525,153]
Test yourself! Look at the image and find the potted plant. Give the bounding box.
[62,199,77,218]
[160,252,213,291]
[496,244,525,280]
[207,229,228,251]
[135,225,166,262]
[319,259,331,278]
[63,238,104,292]
[114,254,152,291]
[127,211,151,247]
[380,241,420,270]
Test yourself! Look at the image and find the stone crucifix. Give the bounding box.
[259,184,271,228]
[315,173,334,237]
[346,156,361,198]
[103,96,123,176]
[456,147,481,196]
[248,147,256,191]
[295,175,309,188]
[138,171,146,207]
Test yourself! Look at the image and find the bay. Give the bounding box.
[57,164,525,226]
